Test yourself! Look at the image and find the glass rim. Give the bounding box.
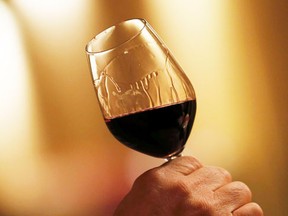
[85,18,147,55]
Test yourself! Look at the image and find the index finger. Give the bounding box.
[161,156,203,175]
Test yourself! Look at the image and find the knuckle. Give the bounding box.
[218,167,232,181]
[248,202,264,216]
[210,166,232,182]
[233,202,264,216]
[163,156,203,175]
[233,181,252,199]
[214,181,253,207]
[177,156,202,166]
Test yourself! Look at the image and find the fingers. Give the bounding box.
[161,157,232,191]
[161,156,203,175]
[233,202,264,216]
[188,166,232,191]
[214,181,252,213]
[129,155,263,216]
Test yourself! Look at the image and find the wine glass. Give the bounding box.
[85,18,196,160]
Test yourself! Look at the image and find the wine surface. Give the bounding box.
[105,100,196,158]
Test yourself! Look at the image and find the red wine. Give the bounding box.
[105,100,196,158]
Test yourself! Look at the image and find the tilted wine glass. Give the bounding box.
[86,18,196,160]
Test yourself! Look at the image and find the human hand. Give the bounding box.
[114,156,263,216]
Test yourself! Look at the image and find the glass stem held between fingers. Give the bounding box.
[165,153,183,162]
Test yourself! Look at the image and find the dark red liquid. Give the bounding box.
[105,100,196,158]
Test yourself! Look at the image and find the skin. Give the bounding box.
[114,156,263,216]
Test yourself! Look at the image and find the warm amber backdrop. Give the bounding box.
[0,0,287,215]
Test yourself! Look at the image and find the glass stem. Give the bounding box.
[165,153,183,162]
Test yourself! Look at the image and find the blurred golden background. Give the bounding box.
[0,0,287,215]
